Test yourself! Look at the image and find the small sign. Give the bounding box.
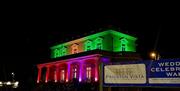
[104,64,146,84]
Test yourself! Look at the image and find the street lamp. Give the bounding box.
[151,52,156,60]
[11,72,15,81]
[150,51,160,60]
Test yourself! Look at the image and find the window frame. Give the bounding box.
[71,43,79,54]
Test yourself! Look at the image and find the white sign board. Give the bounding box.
[104,64,146,84]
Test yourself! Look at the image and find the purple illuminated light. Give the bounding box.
[79,78,82,82]
[101,57,110,63]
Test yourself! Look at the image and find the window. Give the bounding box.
[85,40,93,51]
[120,38,128,52]
[74,49,78,53]
[97,43,102,49]
[71,43,79,54]
[73,67,77,79]
[61,46,67,56]
[86,67,91,80]
[122,44,126,51]
[72,65,78,79]
[54,70,57,82]
[54,49,60,58]
[87,46,91,51]
[95,37,103,50]
[60,70,65,81]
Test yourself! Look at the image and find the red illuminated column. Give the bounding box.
[55,64,59,82]
[66,63,71,82]
[45,65,50,83]
[37,66,42,83]
[95,60,99,82]
[65,63,71,82]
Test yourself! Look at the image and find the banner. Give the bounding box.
[149,60,180,84]
[103,59,180,87]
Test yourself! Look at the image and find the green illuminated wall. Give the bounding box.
[50,30,137,58]
[111,30,137,52]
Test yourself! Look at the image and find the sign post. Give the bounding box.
[99,63,103,91]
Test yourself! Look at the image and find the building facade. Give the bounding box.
[36,30,140,87]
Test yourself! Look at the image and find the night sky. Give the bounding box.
[0,7,180,83]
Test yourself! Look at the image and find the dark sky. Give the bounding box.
[0,6,180,81]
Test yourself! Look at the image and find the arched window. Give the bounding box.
[95,37,103,50]
[71,43,79,54]
[54,49,60,58]
[61,46,67,56]
[120,38,128,52]
[85,40,93,51]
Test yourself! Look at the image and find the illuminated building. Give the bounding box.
[36,29,141,84]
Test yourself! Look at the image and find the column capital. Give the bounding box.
[55,64,60,67]
[46,65,51,68]
[37,65,43,69]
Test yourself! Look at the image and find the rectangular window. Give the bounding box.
[73,49,78,54]
[87,46,91,51]
[97,43,102,49]
[86,67,91,79]
[61,70,65,81]
[73,68,77,78]
[54,70,57,82]
[122,44,126,51]
[62,47,67,56]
